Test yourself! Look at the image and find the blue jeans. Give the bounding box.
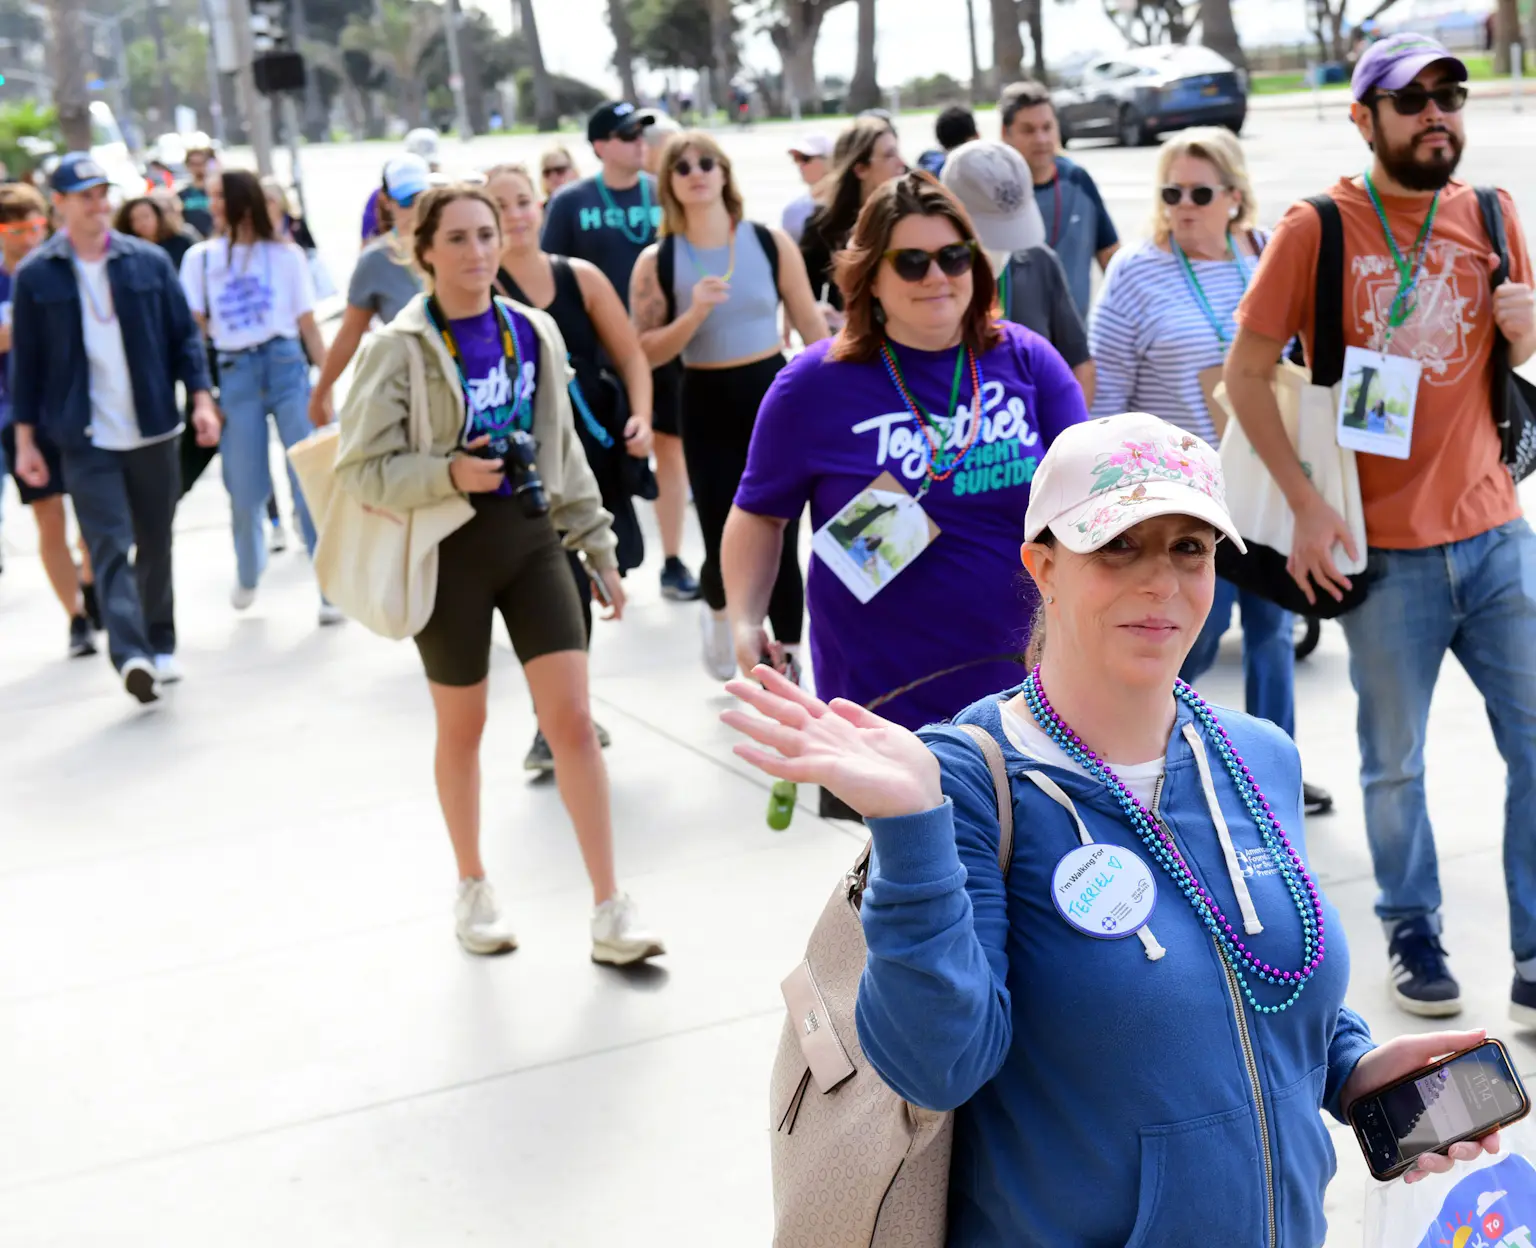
[217,337,316,589]
[1340,519,1536,964]
[1180,577,1296,739]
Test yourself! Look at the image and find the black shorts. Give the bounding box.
[0,421,65,504]
[651,361,682,438]
[414,494,589,687]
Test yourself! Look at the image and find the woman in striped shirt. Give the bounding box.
[1088,127,1332,815]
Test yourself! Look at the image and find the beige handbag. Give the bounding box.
[287,333,473,640]
[770,724,1014,1247]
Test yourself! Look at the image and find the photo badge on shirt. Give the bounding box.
[1336,346,1420,460]
[810,471,940,604]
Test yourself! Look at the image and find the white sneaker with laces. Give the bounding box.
[317,599,345,626]
[231,584,257,611]
[268,521,288,553]
[591,893,666,966]
[454,878,518,955]
[700,605,736,681]
[154,653,184,684]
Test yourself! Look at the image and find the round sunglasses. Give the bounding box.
[882,240,977,283]
[1373,83,1469,116]
[1160,183,1225,207]
[672,155,717,177]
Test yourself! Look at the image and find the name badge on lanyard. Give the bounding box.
[1336,175,1439,460]
[1051,842,1158,939]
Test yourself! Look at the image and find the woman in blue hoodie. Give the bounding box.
[722,411,1500,1245]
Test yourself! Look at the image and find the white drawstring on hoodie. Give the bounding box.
[1019,721,1267,960]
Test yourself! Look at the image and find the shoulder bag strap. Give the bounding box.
[1305,193,1346,388]
[955,723,1015,875]
[1477,187,1510,288]
[751,220,781,293]
[400,331,432,455]
[657,234,677,324]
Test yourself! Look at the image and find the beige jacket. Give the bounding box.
[333,293,618,571]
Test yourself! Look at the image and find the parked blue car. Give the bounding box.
[1053,44,1248,148]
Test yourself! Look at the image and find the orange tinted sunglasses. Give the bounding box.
[0,217,47,236]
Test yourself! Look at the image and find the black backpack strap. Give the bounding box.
[1306,193,1346,388]
[752,220,781,292]
[656,234,676,324]
[1477,187,1510,288]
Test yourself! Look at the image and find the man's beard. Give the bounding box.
[1376,125,1464,191]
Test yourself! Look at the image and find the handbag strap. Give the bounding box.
[401,331,433,454]
[1304,194,1346,389]
[956,723,1015,875]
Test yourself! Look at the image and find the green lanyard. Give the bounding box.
[595,176,655,246]
[1362,170,1439,347]
[1170,231,1250,347]
[878,341,982,498]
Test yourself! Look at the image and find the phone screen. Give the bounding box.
[1358,1043,1526,1174]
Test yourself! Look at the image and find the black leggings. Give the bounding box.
[681,355,803,644]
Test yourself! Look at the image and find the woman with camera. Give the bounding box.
[335,185,664,964]
[723,411,1498,1244]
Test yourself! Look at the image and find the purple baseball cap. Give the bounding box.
[1351,32,1468,101]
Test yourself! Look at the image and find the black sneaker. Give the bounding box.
[1303,781,1334,816]
[121,657,161,706]
[595,721,611,749]
[1511,975,1536,1030]
[660,556,701,602]
[81,581,102,632]
[1387,918,1462,1017]
[523,730,555,774]
[68,614,97,658]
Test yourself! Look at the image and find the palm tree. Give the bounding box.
[964,0,983,101]
[846,0,878,111]
[607,0,638,101]
[515,0,558,132]
[45,0,92,150]
[1199,0,1246,71]
[1494,0,1521,74]
[341,0,441,128]
[990,0,1023,87]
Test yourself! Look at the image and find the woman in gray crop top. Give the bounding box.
[629,130,829,685]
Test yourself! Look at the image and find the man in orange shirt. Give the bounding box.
[1226,34,1536,1022]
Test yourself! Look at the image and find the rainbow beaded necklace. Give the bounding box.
[877,339,985,498]
[1023,667,1327,1014]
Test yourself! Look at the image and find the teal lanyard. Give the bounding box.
[1362,170,1439,349]
[595,176,654,246]
[1170,231,1250,347]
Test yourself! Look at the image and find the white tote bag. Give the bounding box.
[1213,359,1368,576]
[287,334,473,640]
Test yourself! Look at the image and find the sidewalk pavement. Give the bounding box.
[1,460,1535,1244]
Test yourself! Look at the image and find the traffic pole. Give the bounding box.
[227,0,274,174]
[1515,42,1525,115]
[443,0,474,141]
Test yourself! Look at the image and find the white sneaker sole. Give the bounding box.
[1388,974,1463,1017]
[456,929,518,956]
[591,939,667,966]
[1510,999,1536,1030]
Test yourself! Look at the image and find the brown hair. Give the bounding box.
[539,144,576,176]
[810,116,895,248]
[829,171,1002,364]
[655,130,744,237]
[0,181,48,224]
[113,195,166,239]
[484,162,537,195]
[411,183,502,282]
[999,79,1054,130]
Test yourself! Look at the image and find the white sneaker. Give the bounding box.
[591,892,666,966]
[454,878,518,955]
[317,599,345,626]
[121,656,161,705]
[231,584,257,611]
[700,605,736,681]
[268,521,288,553]
[154,653,184,684]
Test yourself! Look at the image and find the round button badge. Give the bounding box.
[1051,842,1158,940]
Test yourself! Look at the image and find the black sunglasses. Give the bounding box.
[672,155,717,177]
[612,125,645,142]
[1373,83,1469,115]
[790,152,818,165]
[882,241,977,283]
[542,163,572,177]
[1160,184,1223,207]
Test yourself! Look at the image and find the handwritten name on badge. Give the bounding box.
[1051,843,1158,940]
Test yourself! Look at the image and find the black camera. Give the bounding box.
[504,430,549,519]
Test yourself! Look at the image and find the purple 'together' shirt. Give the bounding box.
[734,321,1088,731]
[450,302,540,499]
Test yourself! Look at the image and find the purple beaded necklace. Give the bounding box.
[1023,666,1326,1014]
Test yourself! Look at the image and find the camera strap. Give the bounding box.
[424,295,533,438]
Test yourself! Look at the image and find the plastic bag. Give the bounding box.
[1364,1120,1536,1248]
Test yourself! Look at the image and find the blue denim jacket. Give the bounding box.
[6,230,210,449]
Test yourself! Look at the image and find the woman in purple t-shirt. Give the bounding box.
[725,172,1090,801]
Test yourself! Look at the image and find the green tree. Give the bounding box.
[629,0,733,74]
[341,0,442,128]
[0,98,58,175]
[760,0,851,117]
[608,0,639,101]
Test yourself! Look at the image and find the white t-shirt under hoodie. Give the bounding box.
[181,239,316,353]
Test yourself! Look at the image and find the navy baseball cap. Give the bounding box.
[587,101,652,143]
[50,151,110,194]
[1351,33,1468,101]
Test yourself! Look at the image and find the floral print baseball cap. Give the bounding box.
[1024,413,1246,555]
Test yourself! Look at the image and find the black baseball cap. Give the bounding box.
[587,101,653,143]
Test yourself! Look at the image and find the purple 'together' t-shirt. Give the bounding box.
[734,321,1089,731]
[450,301,540,499]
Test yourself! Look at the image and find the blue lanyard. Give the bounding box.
[595,176,654,246]
[425,298,533,435]
[1171,231,1251,347]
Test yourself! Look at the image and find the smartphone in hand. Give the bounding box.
[583,556,613,610]
[1349,1038,1530,1181]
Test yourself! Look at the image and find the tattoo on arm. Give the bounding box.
[631,265,667,332]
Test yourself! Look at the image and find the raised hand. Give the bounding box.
[721,665,943,820]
